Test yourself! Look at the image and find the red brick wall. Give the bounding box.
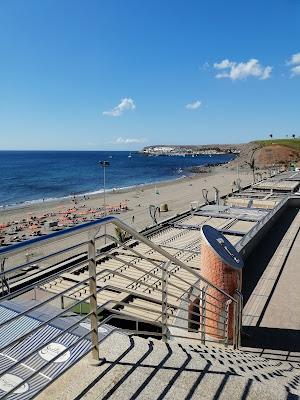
[200,241,238,339]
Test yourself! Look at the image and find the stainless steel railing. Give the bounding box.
[0,216,242,398]
[236,195,290,252]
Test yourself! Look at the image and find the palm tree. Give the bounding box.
[292,134,296,139]
[269,134,273,139]
[115,227,129,243]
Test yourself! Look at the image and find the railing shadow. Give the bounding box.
[73,335,298,400]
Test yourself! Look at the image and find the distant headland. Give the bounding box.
[140,144,240,156]
[141,139,300,169]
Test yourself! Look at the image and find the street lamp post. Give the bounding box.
[99,160,110,243]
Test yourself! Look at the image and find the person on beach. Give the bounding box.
[132,215,135,223]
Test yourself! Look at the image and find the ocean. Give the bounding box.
[0,151,235,207]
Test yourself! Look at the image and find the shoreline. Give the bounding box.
[0,162,255,263]
[0,174,188,212]
[0,163,215,214]
[0,152,236,211]
[0,161,251,227]
[0,156,235,212]
[0,172,202,219]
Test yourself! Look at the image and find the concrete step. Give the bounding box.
[145,337,300,384]
[179,342,300,380]
[36,332,300,400]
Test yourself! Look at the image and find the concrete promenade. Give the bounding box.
[243,210,300,361]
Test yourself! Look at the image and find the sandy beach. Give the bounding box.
[0,164,254,230]
[0,163,256,270]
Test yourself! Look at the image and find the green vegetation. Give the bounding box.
[71,302,104,320]
[115,226,130,242]
[71,302,91,314]
[254,138,300,151]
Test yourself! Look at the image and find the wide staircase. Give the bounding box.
[37,331,300,399]
[0,216,299,399]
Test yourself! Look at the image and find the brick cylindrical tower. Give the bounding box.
[200,225,243,340]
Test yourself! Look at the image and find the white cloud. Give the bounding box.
[214,59,235,70]
[287,52,300,66]
[103,98,136,117]
[213,58,272,81]
[112,137,146,145]
[185,100,202,110]
[291,65,300,77]
[287,53,300,77]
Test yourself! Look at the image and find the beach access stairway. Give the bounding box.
[1,204,300,398]
[40,222,205,324]
[36,331,300,400]
[0,215,246,398]
[39,211,257,326]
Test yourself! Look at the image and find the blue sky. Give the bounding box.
[0,0,299,150]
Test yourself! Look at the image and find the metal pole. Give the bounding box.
[1,258,9,295]
[99,160,109,245]
[200,285,207,344]
[233,290,242,350]
[88,232,100,361]
[237,291,243,348]
[237,161,241,190]
[1,258,4,296]
[103,165,106,244]
[224,299,231,347]
[162,261,170,342]
[233,299,237,349]
[103,165,106,216]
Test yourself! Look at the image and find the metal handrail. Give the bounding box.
[0,215,242,398]
[0,216,238,302]
[236,195,290,252]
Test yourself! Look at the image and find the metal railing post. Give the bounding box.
[224,299,231,347]
[0,258,9,296]
[1,258,4,296]
[88,232,100,361]
[162,261,170,342]
[33,286,37,301]
[233,290,242,349]
[233,300,237,349]
[237,291,243,348]
[200,285,207,344]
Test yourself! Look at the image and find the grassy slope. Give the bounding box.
[254,139,300,151]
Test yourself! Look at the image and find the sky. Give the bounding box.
[0,0,299,150]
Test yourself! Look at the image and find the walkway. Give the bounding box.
[242,210,300,361]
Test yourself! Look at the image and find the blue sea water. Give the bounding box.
[0,151,235,207]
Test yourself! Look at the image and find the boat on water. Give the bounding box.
[128,152,132,158]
